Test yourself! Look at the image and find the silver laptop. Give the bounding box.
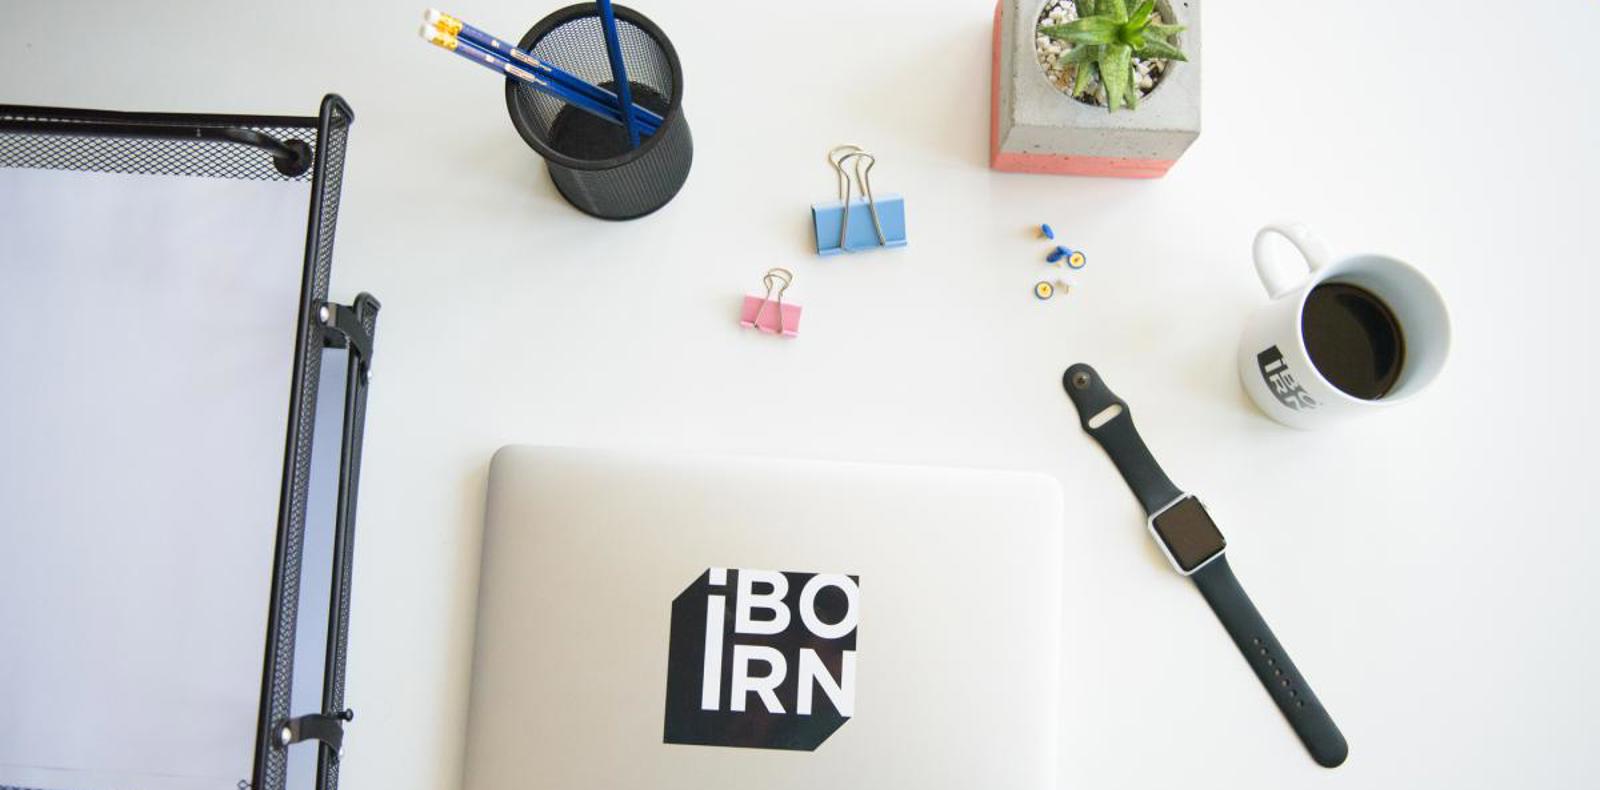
[466,447,1063,790]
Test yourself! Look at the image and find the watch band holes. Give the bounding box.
[1251,636,1298,700]
[1087,404,1123,430]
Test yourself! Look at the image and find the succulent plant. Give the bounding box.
[1040,0,1186,111]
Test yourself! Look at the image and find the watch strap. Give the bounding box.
[1191,555,1349,767]
[1061,364,1182,515]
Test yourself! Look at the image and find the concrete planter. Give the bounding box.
[990,0,1200,178]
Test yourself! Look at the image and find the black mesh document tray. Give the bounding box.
[0,95,378,790]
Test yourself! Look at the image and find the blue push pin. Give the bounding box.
[1047,246,1087,268]
[1040,223,1055,240]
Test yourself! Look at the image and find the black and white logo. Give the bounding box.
[663,568,859,751]
[1258,345,1319,411]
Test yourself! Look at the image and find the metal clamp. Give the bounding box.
[828,145,886,250]
[316,293,380,382]
[276,708,355,759]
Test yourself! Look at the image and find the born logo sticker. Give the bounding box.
[663,568,859,751]
[1258,346,1319,411]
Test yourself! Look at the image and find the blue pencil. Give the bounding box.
[425,9,663,134]
[595,0,639,149]
[420,25,652,136]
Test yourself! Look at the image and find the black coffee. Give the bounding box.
[1301,282,1405,400]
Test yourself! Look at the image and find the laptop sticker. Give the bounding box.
[663,568,858,750]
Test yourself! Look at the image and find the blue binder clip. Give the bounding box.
[812,145,907,256]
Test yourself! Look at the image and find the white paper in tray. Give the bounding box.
[0,165,310,790]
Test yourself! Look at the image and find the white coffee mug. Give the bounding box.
[1238,222,1451,429]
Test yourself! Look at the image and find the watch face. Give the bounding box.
[1151,497,1226,573]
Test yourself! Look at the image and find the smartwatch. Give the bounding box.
[1062,363,1348,768]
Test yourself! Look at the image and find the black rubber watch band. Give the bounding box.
[1061,364,1181,515]
[1192,556,1348,767]
[1062,363,1348,768]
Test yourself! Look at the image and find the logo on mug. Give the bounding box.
[1258,346,1319,411]
[663,568,859,751]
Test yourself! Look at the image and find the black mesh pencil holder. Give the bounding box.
[505,3,691,220]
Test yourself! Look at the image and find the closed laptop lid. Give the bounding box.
[466,446,1063,790]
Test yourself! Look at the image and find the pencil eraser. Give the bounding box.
[424,8,444,26]
[421,23,454,46]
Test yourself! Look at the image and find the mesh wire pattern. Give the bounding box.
[513,16,672,143]
[505,3,692,219]
[258,95,353,790]
[0,109,316,182]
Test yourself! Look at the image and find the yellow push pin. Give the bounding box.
[1034,280,1070,300]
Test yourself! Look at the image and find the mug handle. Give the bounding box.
[1253,222,1332,299]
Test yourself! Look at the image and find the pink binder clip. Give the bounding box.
[740,268,802,337]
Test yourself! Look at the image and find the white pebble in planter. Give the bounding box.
[991,0,1200,178]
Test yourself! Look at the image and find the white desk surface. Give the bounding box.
[6,1,1597,787]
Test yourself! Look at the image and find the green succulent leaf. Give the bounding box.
[1047,0,1185,111]
[1134,37,1186,61]
[1098,43,1132,111]
[1127,1,1155,31]
[1146,23,1185,40]
[1072,59,1098,97]
[1060,44,1099,65]
[1040,17,1122,45]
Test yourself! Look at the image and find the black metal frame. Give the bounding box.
[0,117,313,175]
[308,293,380,790]
[0,95,376,790]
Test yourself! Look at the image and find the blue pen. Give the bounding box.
[425,9,663,134]
[421,25,650,135]
[595,0,639,149]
